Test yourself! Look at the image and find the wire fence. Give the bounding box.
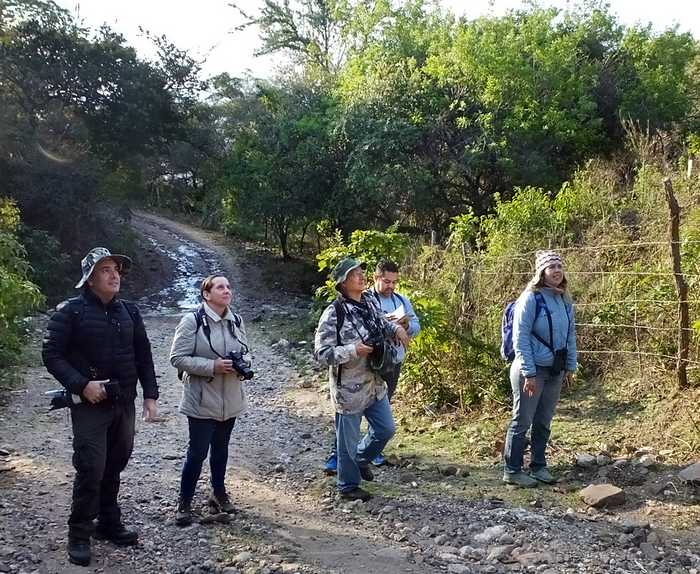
[463,181,698,386]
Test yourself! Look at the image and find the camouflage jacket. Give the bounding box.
[314,293,399,414]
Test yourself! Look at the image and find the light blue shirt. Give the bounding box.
[513,287,577,377]
[367,287,420,363]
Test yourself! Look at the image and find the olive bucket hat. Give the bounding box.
[75,247,132,288]
[331,257,366,288]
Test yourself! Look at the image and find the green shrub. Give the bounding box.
[314,223,410,301]
[0,199,45,367]
[397,153,700,410]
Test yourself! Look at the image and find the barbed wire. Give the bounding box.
[574,300,700,306]
[472,270,700,277]
[466,240,700,263]
[577,349,700,365]
[516,240,700,256]
[576,322,695,333]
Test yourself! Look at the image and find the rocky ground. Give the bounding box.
[1,212,699,574]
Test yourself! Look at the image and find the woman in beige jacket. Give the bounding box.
[170,274,251,526]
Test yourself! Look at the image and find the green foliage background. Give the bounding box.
[2,0,700,409]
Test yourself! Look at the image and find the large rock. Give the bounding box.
[486,544,516,562]
[436,552,461,562]
[638,454,657,468]
[580,484,626,508]
[233,552,253,565]
[596,454,612,466]
[439,464,460,476]
[434,534,450,545]
[474,525,507,545]
[575,453,597,468]
[514,551,556,567]
[639,542,661,561]
[679,462,700,483]
[272,338,291,351]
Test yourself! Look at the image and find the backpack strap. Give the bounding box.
[532,292,554,351]
[121,300,138,323]
[532,292,572,352]
[371,287,406,312]
[562,301,572,348]
[392,292,407,309]
[64,297,85,329]
[332,299,346,386]
[333,299,346,345]
[193,305,208,339]
[178,306,205,381]
[121,301,142,344]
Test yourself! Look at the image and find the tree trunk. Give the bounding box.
[274,218,290,260]
[299,221,310,255]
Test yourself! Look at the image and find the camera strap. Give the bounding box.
[197,306,248,359]
[342,297,383,345]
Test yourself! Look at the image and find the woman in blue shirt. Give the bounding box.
[503,250,577,487]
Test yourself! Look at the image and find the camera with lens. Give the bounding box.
[45,379,121,410]
[550,348,567,376]
[364,330,387,372]
[227,351,254,380]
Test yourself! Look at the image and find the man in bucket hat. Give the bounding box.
[314,258,409,501]
[42,247,159,566]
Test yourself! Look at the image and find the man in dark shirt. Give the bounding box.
[42,247,159,566]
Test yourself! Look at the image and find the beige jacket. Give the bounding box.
[170,303,250,421]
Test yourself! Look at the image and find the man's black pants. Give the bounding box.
[68,400,135,541]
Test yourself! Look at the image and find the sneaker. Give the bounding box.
[175,498,193,527]
[358,462,374,482]
[93,523,138,546]
[529,467,557,484]
[209,490,235,514]
[371,453,386,467]
[502,471,539,488]
[67,538,91,566]
[339,487,372,502]
[324,452,337,475]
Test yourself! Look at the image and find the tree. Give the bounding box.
[0,0,202,295]
[232,0,348,75]
[219,81,340,258]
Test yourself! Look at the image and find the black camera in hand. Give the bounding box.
[227,351,254,380]
[364,331,387,372]
[45,379,121,410]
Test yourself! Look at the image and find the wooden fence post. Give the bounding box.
[664,178,690,388]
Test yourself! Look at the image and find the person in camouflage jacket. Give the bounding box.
[314,258,410,501]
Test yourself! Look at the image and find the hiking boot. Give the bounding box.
[208,490,235,514]
[502,471,539,488]
[94,523,138,546]
[67,538,91,566]
[175,498,193,527]
[324,452,337,475]
[339,487,372,502]
[529,467,557,484]
[371,453,386,467]
[358,462,374,482]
